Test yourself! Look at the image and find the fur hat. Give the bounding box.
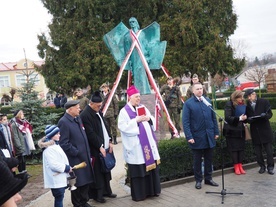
[127,85,140,97]
[45,125,60,141]
[64,100,80,109]
[0,160,28,205]
[91,91,103,103]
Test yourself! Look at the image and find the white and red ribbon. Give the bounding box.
[161,64,170,78]
[103,29,178,136]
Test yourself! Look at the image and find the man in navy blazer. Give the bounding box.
[183,82,219,189]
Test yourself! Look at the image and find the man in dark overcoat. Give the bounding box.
[182,82,219,190]
[80,91,117,204]
[244,89,274,175]
[58,100,95,207]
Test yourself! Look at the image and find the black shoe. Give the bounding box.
[204,180,219,187]
[113,136,118,145]
[259,167,266,174]
[195,181,202,189]
[104,193,117,198]
[268,169,274,175]
[84,203,95,207]
[95,198,106,203]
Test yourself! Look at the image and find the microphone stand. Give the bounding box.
[204,104,243,204]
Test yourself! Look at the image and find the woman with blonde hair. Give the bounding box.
[223,90,247,175]
[9,110,34,177]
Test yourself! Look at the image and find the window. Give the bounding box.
[0,76,10,87]
[16,73,40,86]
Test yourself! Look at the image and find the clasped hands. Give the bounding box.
[136,115,150,123]
[99,144,113,157]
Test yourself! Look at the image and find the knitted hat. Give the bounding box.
[91,91,103,103]
[45,125,60,141]
[64,100,80,109]
[13,109,21,117]
[127,85,140,97]
[0,160,28,205]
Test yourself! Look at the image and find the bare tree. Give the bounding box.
[244,66,267,96]
[229,39,249,60]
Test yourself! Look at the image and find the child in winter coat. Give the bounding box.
[38,125,72,207]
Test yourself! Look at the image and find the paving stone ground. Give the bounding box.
[25,138,276,207]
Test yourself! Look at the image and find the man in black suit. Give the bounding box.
[244,89,274,175]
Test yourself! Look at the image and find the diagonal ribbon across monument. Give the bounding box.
[103,17,179,137]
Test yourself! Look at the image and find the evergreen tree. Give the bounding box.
[37,0,245,92]
[12,70,60,146]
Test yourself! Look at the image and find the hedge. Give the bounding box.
[212,97,276,110]
[158,123,276,182]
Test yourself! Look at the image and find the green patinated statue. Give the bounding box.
[104,17,167,94]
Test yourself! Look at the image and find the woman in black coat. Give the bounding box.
[223,90,247,175]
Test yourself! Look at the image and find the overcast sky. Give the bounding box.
[0,0,275,63]
[231,0,276,59]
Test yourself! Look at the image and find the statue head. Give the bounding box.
[129,17,140,30]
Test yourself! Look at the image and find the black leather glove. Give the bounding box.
[114,115,118,120]
[260,113,266,118]
[247,117,253,122]
[177,108,181,114]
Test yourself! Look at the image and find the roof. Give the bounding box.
[0,59,44,72]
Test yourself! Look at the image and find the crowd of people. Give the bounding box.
[182,77,274,191]
[0,77,275,206]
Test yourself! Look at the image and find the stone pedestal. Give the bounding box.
[140,94,167,140]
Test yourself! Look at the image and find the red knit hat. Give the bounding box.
[127,85,140,97]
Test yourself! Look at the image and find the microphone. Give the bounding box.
[265,106,271,114]
[201,96,212,107]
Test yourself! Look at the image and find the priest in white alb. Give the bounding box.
[117,85,161,201]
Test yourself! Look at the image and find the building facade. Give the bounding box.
[0,59,49,105]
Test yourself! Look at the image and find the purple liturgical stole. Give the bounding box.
[125,104,157,171]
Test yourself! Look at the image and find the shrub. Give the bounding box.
[157,122,276,182]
